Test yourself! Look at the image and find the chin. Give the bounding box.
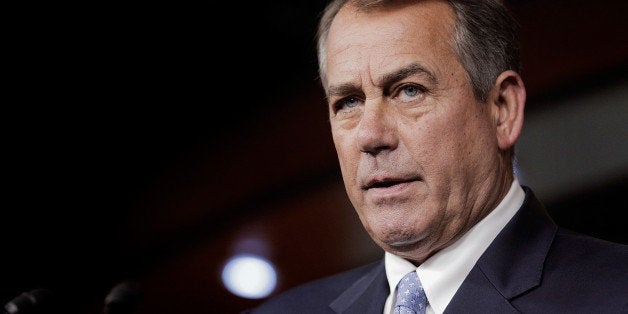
[381,235,435,264]
[373,225,428,251]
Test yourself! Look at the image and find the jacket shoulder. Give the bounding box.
[246,260,383,314]
[519,228,628,312]
[549,227,628,279]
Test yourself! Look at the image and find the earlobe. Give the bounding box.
[491,70,526,150]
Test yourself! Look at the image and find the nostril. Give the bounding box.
[361,144,392,156]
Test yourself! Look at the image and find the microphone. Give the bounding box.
[103,281,141,314]
[3,288,55,314]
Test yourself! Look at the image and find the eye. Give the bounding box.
[333,96,362,112]
[396,84,427,103]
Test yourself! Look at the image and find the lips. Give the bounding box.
[361,176,421,190]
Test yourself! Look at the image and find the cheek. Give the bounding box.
[423,108,496,189]
[400,116,458,166]
[332,132,358,184]
[333,132,350,166]
[400,109,478,193]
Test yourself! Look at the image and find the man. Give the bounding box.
[249,0,628,313]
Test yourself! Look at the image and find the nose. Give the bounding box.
[357,103,398,155]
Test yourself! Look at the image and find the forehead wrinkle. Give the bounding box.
[326,3,451,100]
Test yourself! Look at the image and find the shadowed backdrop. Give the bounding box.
[3,0,626,313]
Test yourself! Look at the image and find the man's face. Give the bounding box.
[324,1,506,263]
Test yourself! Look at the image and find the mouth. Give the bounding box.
[361,176,421,190]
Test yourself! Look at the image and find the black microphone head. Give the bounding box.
[103,281,141,314]
[4,288,54,314]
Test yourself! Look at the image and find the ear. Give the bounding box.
[489,70,526,151]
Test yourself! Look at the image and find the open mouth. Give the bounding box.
[362,177,420,190]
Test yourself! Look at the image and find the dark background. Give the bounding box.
[3,0,627,313]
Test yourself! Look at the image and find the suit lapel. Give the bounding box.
[445,187,557,313]
[329,260,389,314]
[444,266,519,313]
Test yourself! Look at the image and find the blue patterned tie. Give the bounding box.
[394,271,427,314]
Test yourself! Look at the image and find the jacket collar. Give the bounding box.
[445,187,557,312]
[329,259,389,314]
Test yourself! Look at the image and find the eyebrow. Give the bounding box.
[381,63,437,88]
[326,83,360,100]
[326,63,437,99]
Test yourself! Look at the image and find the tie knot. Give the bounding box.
[394,271,427,314]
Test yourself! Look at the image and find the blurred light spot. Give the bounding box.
[221,254,277,299]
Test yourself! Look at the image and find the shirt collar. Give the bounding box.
[384,178,525,314]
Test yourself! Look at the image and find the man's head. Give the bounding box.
[317,0,521,102]
[316,0,526,264]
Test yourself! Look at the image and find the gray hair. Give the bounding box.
[316,0,521,101]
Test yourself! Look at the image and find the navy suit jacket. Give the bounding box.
[248,187,628,313]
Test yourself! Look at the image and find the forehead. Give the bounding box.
[325,1,458,87]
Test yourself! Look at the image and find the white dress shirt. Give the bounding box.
[383,179,525,314]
